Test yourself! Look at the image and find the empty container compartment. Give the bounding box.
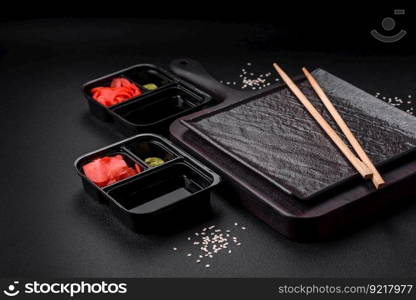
[112,87,203,126]
[107,162,213,213]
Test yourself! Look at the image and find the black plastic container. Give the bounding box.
[83,64,213,135]
[74,134,220,232]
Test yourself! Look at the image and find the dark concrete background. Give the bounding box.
[0,16,415,277]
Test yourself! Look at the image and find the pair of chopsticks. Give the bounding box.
[273,64,385,189]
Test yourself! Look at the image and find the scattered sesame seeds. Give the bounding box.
[172,222,248,269]
[220,62,280,90]
[374,92,414,115]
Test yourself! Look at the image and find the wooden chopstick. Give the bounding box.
[273,63,372,180]
[302,67,385,189]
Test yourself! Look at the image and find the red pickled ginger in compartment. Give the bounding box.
[82,154,142,187]
[91,77,142,107]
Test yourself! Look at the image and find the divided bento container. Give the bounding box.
[83,64,214,135]
[74,134,220,232]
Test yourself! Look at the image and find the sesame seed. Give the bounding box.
[174,223,245,269]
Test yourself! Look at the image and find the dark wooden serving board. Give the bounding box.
[168,58,416,241]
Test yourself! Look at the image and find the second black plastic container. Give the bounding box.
[83,64,213,135]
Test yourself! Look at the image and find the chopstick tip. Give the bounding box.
[272,63,284,75]
[374,178,386,189]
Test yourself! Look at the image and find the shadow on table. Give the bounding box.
[72,189,215,239]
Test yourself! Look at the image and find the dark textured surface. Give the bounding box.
[1,18,416,278]
[192,69,416,199]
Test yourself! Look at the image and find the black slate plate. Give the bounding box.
[182,68,416,201]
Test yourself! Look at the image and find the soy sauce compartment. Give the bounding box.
[76,150,147,189]
[123,139,177,168]
[122,66,171,90]
[106,162,213,212]
[111,86,204,127]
